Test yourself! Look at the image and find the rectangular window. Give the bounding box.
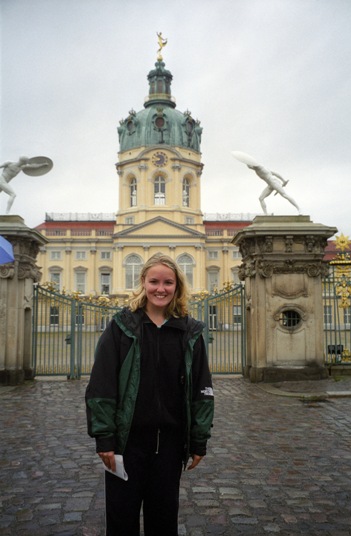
[125,216,134,225]
[101,273,111,294]
[233,305,242,324]
[75,306,85,326]
[185,217,194,225]
[75,272,86,294]
[100,315,111,331]
[50,306,59,325]
[232,248,241,259]
[155,193,165,205]
[208,251,218,260]
[344,307,351,326]
[209,305,217,330]
[232,269,240,285]
[324,305,332,326]
[100,251,111,260]
[50,251,61,260]
[75,251,86,260]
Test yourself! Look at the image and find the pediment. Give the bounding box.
[114,217,205,238]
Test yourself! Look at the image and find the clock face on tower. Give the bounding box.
[152,151,168,167]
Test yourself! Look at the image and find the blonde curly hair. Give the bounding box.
[129,253,189,318]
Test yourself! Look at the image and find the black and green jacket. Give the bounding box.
[85,307,214,465]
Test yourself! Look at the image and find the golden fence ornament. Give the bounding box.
[335,279,351,309]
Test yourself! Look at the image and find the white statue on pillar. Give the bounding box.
[0,156,53,214]
[232,151,301,215]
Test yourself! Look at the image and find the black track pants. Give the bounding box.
[105,431,183,536]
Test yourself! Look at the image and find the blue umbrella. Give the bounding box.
[0,236,15,264]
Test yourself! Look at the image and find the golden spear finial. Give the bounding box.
[156,32,167,61]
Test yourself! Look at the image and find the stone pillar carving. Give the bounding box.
[233,215,337,382]
[0,216,48,385]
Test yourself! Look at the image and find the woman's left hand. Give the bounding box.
[98,451,116,472]
[187,454,204,470]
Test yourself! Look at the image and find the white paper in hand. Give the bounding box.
[103,454,128,480]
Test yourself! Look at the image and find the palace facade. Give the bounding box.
[34,52,343,301]
[35,53,254,299]
[35,212,253,300]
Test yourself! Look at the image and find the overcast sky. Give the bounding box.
[1,0,350,238]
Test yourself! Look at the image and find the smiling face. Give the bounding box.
[142,263,177,315]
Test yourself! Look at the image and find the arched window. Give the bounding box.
[182,178,190,207]
[125,254,143,289]
[177,254,194,288]
[154,176,166,205]
[130,178,137,207]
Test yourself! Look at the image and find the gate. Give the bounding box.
[32,284,246,377]
[323,266,351,364]
[32,285,121,378]
[189,285,246,374]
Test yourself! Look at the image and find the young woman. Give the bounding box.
[86,253,214,535]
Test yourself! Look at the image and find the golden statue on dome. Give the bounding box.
[157,32,167,61]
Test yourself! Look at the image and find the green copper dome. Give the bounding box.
[117,60,202,153]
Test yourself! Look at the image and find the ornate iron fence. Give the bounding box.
[32,284,246,377]
[323,266,351,365]
[32,285,121,378]
[189,285,246,374]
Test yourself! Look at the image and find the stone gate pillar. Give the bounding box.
[233,215,337,382]
[0,216,47,385]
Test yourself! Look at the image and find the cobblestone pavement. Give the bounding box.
[1,376,351,536]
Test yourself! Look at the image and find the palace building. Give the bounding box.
[34,49,343,301]
[35,51,255,300]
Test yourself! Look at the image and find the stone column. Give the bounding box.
[0,216,47,385]
[233,215,337,382]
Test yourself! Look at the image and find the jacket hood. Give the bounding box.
[113,307,205,342]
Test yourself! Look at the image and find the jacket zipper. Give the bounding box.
[155,428,161,454]
[156,326,162,454]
